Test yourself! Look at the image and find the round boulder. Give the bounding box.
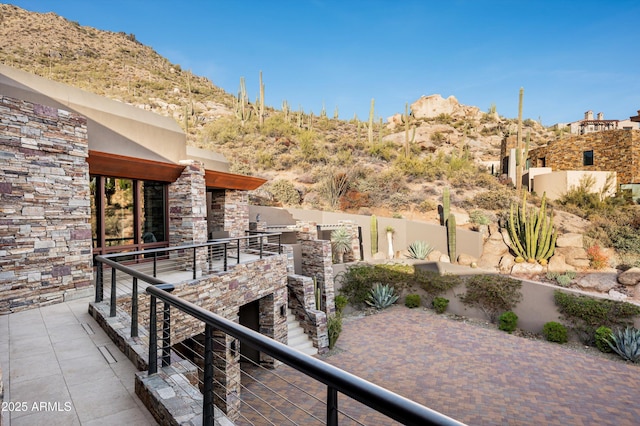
[618,267,640,286]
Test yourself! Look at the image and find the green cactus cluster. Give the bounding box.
[507,192,557,264]
[234,76,252,125]
[447,213,456,263]
[370,215,378,255]
[440,187,450,226]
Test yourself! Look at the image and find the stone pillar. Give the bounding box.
[223,190,249,238]
[287,274,329,353]
[338,220,361,262]
[0,95,92,313]
[212,331,241,422]
[300,240,335,315]
[168,160,207,272]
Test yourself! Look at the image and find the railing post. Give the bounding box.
[203,323,214,426]
[149,295,158,375]
[131,277,138,337]
[95,260,103,303]
[223,243,228,271]
[162,301,171,367]
[193,246,197,280]
[259,236,264,258]
[327,385,338,426]
[236,238,240,264]
[110,267,116,317]
[278,234,282,254]
[153,251,157,277]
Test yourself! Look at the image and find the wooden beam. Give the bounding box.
[88,151,185,182]
[204,169,267,190]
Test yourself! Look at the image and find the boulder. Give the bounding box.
[440,254,451,263]
[478,238,508,271]
[510,261,545,280]
[555,247,590,269]
[411,94,482,120]
[499,255,515,274]
[575,273,618,293]
[488,224,503,241]
[457,253,478,267]
[618,267,640,286]
[608,289,628,301]
[547,254,576,274]
[427,250,442,262]
[556,233,584,248]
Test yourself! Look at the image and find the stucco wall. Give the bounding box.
[250,206,483,259]
[0,95,93,313]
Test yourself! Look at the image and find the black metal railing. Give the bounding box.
[94,233,282,324]
[145,284,464,426]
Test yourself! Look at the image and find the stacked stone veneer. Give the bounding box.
[337,220,361,263]
[287,274,329,352]
[0,95,93,313]
[118,254,288,422]
[208,189,250,238]
[528,130,640,184]
[300,239,335,315]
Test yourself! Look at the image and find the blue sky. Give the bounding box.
[10,1,640,125]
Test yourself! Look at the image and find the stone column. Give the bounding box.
[168,160,207,272]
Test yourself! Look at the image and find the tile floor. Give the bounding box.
[0,297,157,426]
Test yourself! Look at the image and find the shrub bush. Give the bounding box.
[405,294,421,308]
[432,297,449,314]
[595,325,613,353]
[542,321,568,343]
[415,270,462,298]
[459,275,523,323]
[554,290,640,344]
[334,295,348,314]
[337,264,414,306]
[498,311,518,333]
[328,314,342,349]
[265,179,300,205]
[586,244,609,270]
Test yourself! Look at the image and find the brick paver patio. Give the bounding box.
[239,305,640,425]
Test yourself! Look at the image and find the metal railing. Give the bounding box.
[93,237,464,426]
[144,284,463,426]
[95,233,282,323]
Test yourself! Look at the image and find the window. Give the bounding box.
[91,175,167,253]
[583,150,594,166]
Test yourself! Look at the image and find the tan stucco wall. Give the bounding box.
[250,206,484,259]
[533,170,616,201]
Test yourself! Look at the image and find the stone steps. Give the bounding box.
[287,310,317,356]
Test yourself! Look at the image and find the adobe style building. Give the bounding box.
[0,63,268,312]
[556,110,639,135]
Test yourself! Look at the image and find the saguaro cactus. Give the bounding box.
[440,187,450,226]
[447,213,457,263]
[368,98,375,146]
[515,87,524,190]
[370,215,378,255]
[507,192,557,264]
[403,102,416,158]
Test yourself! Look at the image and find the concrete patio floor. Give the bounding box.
[0,297,157,426]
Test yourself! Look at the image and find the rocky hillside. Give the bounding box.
[0,3,559,222]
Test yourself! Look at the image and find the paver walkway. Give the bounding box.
[0,297,157,426]
[239,305,640,425]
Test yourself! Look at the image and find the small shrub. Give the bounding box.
[415,270,462,298]
[498,311,518,333]
[405,294,421,308]
[265,179,300,205]
[334,295,348,314]
[542,321,568,343]
[366,283,399,310]
[595,326,613,353]
[432,297,449,314]
[460,275,523,323]
[469,210,490,226]
[607,327,640,362]
[327,314,343,349]
[406,241,434,260]
[586,244,609,270]
[546,271,576,287]
[337,264,413,306]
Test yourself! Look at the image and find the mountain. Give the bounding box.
[0,3,556,223]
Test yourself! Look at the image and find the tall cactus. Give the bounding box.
[447,213,457,263]
[507,192,557,264]
[235,76,252,126]
[403,102,416,158]
[282,100,290,123]
[258,70,265,126]
[370,215,378,255]
[440,187,450,226]
[515,87,524,190]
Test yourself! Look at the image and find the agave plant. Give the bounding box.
[366,283,399,310]
[607,327,640,363]
[406,240,434,260]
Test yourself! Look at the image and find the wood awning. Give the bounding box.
[88,150,266,190]
[204,169,266,190]
[88,151,185,182]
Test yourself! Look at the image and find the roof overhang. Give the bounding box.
[88,151,185,182]
[204,169,266,190]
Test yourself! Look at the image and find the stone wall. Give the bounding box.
[0,95,93,313]
[207,189,250,239]
[168,160,207,246]
[528,130,640,185]
[287,274,329,352]
[300,239,335,315]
